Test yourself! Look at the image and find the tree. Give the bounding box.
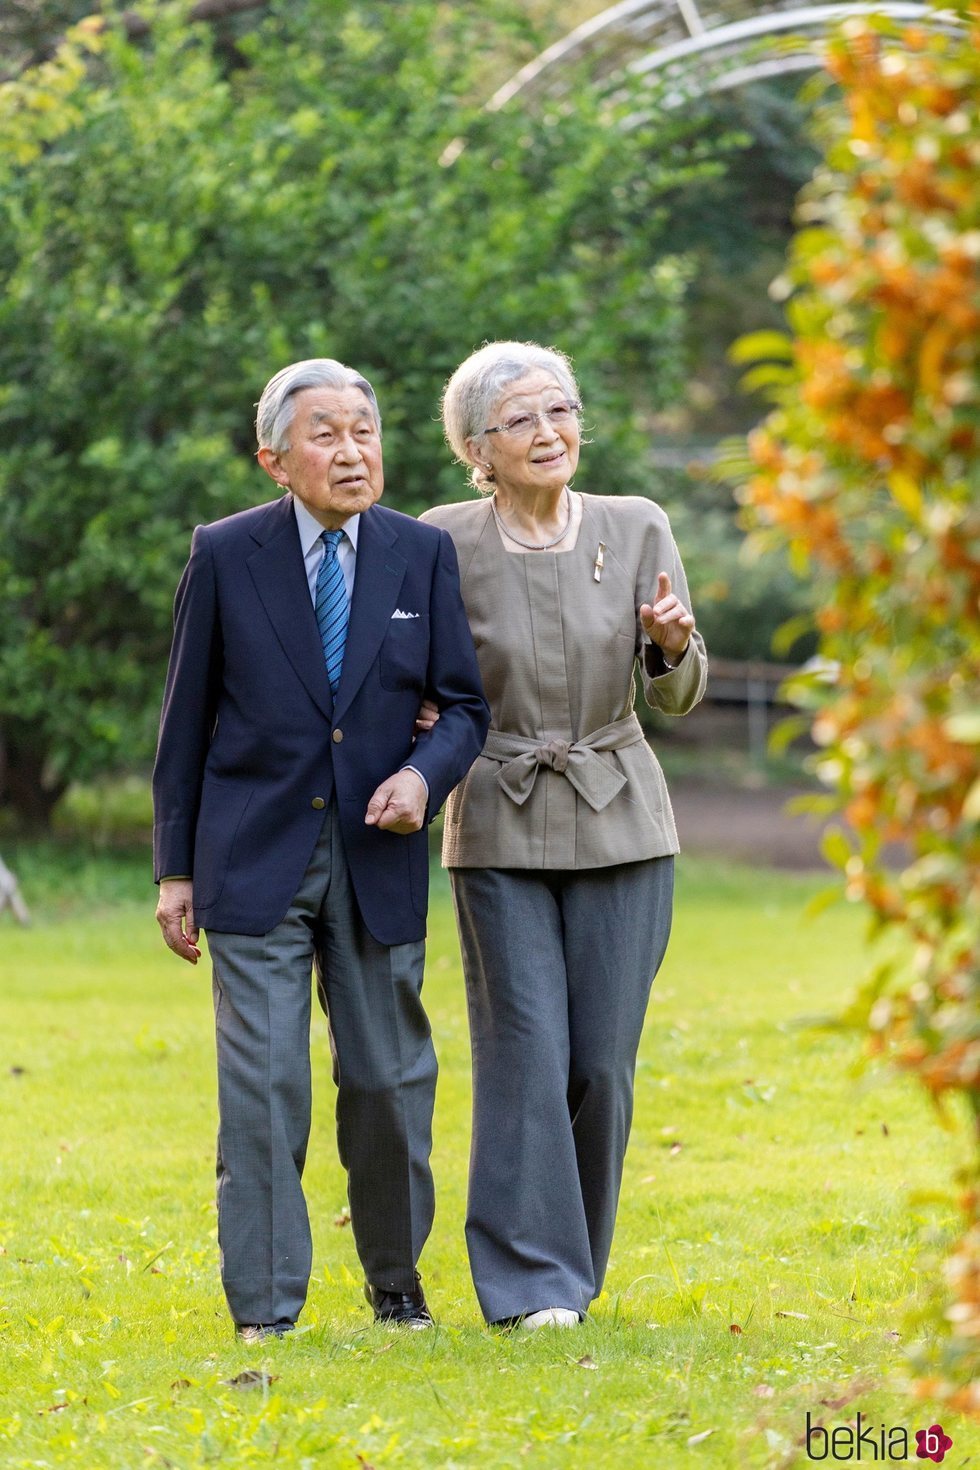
[0,0,720,825]
[729,2,979,1410]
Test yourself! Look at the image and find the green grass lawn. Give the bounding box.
[0,851,976,1468]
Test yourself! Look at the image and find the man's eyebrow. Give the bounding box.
[308,409,373,427]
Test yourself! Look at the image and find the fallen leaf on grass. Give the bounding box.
[668,1142,683,1156]
[881,1122,890,1137]
[356,1456,376,1469]
[729,1324,743,1335]
[775,1311,808,1320]
[37,1402,70,1415]
[575,1355,598,1370]
[169,1378,191,1394]
[221,1370,277,1390]
[334,1207,352,1228]
[753,1385,775,1398]
[687,1429,716,1446]
[141,1244,172,1273]
[9,1066,26,1077]
[883,1329,900,1341]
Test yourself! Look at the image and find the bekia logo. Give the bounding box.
[915,1425,954,1463]
[804,1411,953,1462]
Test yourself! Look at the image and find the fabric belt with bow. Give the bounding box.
[481,713,646,813]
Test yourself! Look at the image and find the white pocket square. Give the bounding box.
[391,609,421,619]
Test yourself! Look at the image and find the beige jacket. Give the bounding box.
[419,493,708,869]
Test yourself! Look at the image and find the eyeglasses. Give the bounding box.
[482,401,582,440]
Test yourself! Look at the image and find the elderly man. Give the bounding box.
[153,359,489,1338]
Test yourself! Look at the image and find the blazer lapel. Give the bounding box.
[247,495,334,722]
[332,506,406,722]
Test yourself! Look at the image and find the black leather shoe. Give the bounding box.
[235,1322,294,1344]
[364,1272,433,1329]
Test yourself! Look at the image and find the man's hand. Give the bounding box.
[640,571,695,663]
[364,768,428,833]
[156,879,202,964]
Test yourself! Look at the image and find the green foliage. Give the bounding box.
[729,3,980,1410]
[0,0,717,822]
[0,2,105,74]
[644,78,827,664]
[661,76,822,441]
[654,465,817,662]
[51,774,153,849]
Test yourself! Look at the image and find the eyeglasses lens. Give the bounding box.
[501,403,578,437]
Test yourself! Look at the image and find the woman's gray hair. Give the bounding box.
[255,358,381,454]
[441,341,580,492]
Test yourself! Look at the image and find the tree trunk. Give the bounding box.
[123,0,270,37]
[0,729,66,832]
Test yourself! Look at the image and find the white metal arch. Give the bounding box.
[488,2,960,110]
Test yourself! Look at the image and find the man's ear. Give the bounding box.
[257,446,288,486]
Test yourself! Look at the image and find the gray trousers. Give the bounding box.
[451,858,673,1324]
[206,801,436,1327]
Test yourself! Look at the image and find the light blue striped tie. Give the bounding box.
[315,529,349,694]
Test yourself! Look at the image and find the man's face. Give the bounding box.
[259,386,383,528]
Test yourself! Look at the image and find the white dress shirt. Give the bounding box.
[291,497,428,798]
[293,496,359,603]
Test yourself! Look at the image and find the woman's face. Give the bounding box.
[469,369,580,499]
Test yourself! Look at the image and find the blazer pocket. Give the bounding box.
[379,615,429,693]
[192,778,254,909]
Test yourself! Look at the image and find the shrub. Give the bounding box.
[727,1,979,1411]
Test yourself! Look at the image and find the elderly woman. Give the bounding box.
[419,341,707,1330]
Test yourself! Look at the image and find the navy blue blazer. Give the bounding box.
[152,494,489,944]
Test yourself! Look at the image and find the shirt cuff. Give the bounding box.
[400,765,429,799]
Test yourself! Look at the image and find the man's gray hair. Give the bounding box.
[441,341,580,489]
[255,358,382,454]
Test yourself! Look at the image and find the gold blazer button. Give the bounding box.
[311,797,325,810]
[332,729,344,743]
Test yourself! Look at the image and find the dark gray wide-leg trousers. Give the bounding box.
[206,801,437,1328]
[450,858,674,1324]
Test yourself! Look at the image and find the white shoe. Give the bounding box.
[521,1307,580,1331]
